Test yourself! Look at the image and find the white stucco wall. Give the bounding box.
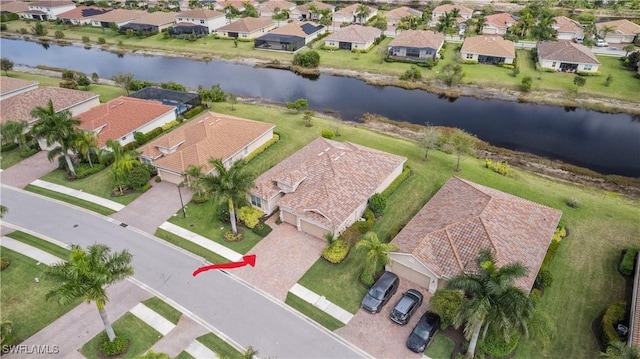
[27,3,75,19]
[119,109,176,146]
[538,57,600,72]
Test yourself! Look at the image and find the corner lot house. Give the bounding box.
[324,25,382,51]
[0,76,38,100]
[57,6,111,25]
[23,0,75,20]
[175,8,226,33]
[333,4,377,25]
[90,9,146,28]
[482,12,516,36]
[429,3,472,27]
[120,11,176,34]
[552,16,584,41]
[461,36,515,65]
[217,17,276,39]
[596,19,640,44]
[537,40,600,73]
[76,96,176,147]
[139,112,274,184]
[254,22,325,52]
[251,138,406,238]
[387,30,444,62]
[389,177,562,293]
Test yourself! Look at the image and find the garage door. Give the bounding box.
[159,169,183,185]
[300,219,329,238]
[389,260,432,289]
[282,210,297,226]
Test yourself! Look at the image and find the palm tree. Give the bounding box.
[530,13,557,41]
[355,232,398,285]
[0,120,29,150]
[45,244,134,342]
[599,25,616,41]
[272,8,285,26]
[601,341,640,359]
[183,164,205,197]
[436,11,455,36]
[280,8,290,19]
[31,100,80,176]
[447,250,534,358]
[199,159,256,235]
[355,3,370,24]
[475,14,486,34]
[0,205,7,218]
[308,4,319,20]
[319,8,332,27]
[517,7,535,38]
[623,44,636,57]
[74,130,99,167]
[101,140,140,195]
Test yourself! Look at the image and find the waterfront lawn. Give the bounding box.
[142,297,182,325]
[196,333,243,359]
[5,231,70,260]
[0,147,23,169]
[24,184,116,216]
[5,72,126,102]
[0,249,81,342]
[40,168,141,205]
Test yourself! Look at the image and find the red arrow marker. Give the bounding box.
[192,255,256,277]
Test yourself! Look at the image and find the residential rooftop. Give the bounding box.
[217,17,274,32]
[537,40,600,64]
[0,87,99,124]
[325,24,381,43]
[461,36,515,58]
[387,30,444,49]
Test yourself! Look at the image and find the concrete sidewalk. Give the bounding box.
[159,222,242,262]
[0,236,62,265]
[290,283,354,324]
[149,315,209,358]
[130,303,176,335]
[30,179,125,211]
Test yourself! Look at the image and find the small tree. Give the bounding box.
[303,110,314,127]
[441,63,465,86]
[112,72,134,95]
[623,44,636,57]
[604,74,613,87]
[1,58,14,76]
[521,76,533,92]
[286,98,308,112]
[227,92,238,110]
[292,50,320,68]
[32,22,48,36]
[91,72,100,83]
[573,76,586,93]
[418,126,441,161]
[76,73,91,89]
[54,30,65,39]
[448,129,476,172]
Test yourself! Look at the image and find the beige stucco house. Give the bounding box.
[387,30,444,61]
[597,19,640,44]
[23,0,75,20]
[217,17,277,39]
[482,12,517,36]
[429,3,472,27]
[324,25,382,51]
[537,40,600,73]
[552,16,584,41]
[461,36,515,65]
[175,8,227,34]
[333,3,377,25]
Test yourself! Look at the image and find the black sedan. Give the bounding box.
[406,311,441,353]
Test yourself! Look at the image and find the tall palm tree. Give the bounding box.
[319,8,332,27]
[272,8,285,26]
[308,4,319,20]
[599,25,616,40]
[280,8,290,19]
[355,232,398,285]
[601,341,640,359]
[0,120,29,150]
[475,14,486,34]
[74,130,99,167]
[101,140,140,195]
[355,3,370,24]
[45,244,134,342]
[436,11,455,36]
[447,250,534,358]
[31,100,80,176]
[517,7,535,38]
[199,159,256,234]
[183,164,205,197]
[530,13,557,41]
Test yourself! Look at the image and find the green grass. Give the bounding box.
[5,72,127,102]
[285,292,344,331]
[196,333,242,359]
[24,184,116,216]
[0,148,25,169]
[142,297,182,325]
[80,312,163,359]
[424,333,456,358]
[40,168,141,205]
[154,228,228,264]
[0,248,81,341]
[5,231,69,260]
[174,351,195,359]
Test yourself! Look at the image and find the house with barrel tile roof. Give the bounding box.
[324,24,382,51]
[461,36,515,65]
[537,40,600,73]
[387,30,444,61]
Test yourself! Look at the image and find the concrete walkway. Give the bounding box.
[185,339,219,359]
[0,236,62,265]
[149,315,209,358]
[159,222,242,262]
[0,151,58,188]
[289,283,354,324]
[30,179,125,211]
[129,303,176,336]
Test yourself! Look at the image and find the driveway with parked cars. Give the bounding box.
[336,279,433,358]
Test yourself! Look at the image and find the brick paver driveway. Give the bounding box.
[335,279,433,359]
[233,218,326,302]
[0,151,58,188]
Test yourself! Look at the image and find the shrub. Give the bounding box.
[577,70,602,77]
[238,206,263,229]
[356,209,375,234]
[620,248,639,276]
[535,267,553,289]
[251,222,272,237]
[161,120,180,131]
[292,50,320,68]
[368,193,386,217]
[339,226,361,248]
[100,335,129,356]
[400,65,422,81]
[134,131,147,145]
[122,141,138,152]
[0,24,6,31]
[75,163,105,179]
[552,226,566,243]
[145,127,164,141]
[565,197,580,208]
[244,134,279,163]
[0,257,11,270]
[541,239,561,269]
[485,159,509,176]
[19,28,27,34]
[19,148,38,158]
[478,331,519,358]
[321,129,335,139]
[601,300,627,347]
[216,204,230,222]
[54,30,65,39]
[521,76,533,92]
[223,230,244,242]
[321,240,349,264]
[98,37,106,44]
[429,289,464,329]
[191,193,207,203]
[1,143,18,152]
[59,79,78,89]
[183,105,204,119]
[381,166,411,198]
[81,36,90,43]
[126,165,151,190]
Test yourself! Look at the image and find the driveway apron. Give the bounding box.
[0,151,58,188]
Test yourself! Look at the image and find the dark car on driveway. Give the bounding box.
[406,311,441,353]
[361,271,399,313]
[390,289,423,325]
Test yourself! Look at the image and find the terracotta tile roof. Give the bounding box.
[89,9,146,22]
[296,1,334,13]
[268,21,323,37]
[0,1,29,13]
[391,177,562,292]
[538,40,600,64]
[177,8,224,19]
[432,4,472,16]
[76,96,175,147]
[335,3,376,17]
[461,36,515,58]
[631,253,640,350]
[0,87,99,124]
[29,0,74,7]
[552,16,583,34]
[485,12,516,29]
[217,17,274,32]
[139,111,274,174]
[253,137,406,230]
[257,0,295,11]
[325,24,381,43]
[596,19,640,35]
[0,76,38,96]
[387,30,444,49]
[130,11,176,26]
[385,6,422,22]
[57,6,111,20]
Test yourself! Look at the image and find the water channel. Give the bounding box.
[2,38,639,177]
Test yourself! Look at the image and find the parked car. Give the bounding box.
[596,39,609,47]
[390,289,423,325]
[361,271,399,313]
[406,311,441,353]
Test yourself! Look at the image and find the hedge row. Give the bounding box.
[620,248,639,276]
[381,166,411,198]
[601,300,626,347]
[244,134,279,164]
[1,142,18,152]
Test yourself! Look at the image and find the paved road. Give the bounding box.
[0,186,367,359]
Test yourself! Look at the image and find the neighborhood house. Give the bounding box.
[387,30,445,62]
[174,8,227,34]
[552,16,584,41]
[119,11,177,34]
[324,24,382,51]
[254,21,325,52]
[89,9,146,28]
[481,12,517,36]
[23,0,75,20]
[596,19,640,44]
[537,40,600,73]
[460,36,515,65]
[0,76,38,100]
[332,4,377,25]
[56,6,112,25]
[429,3,472,27]
[217,17,277,39]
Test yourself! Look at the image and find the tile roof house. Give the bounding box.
[481,12,517,36]
[256,0,295,18]
[294,1,335,21]
[76,96,176,148]
[389,176,562,293]
[89,9,146,28]
[387,30,444,61]
[333,3,377,25]
[251,137,406,238]
[175,8,226,33]
[384,6,422,36]
[552,16,584,41]
[23,0,75,20]
[255,21,325,52]
[0,76,39,100]
[139,112,274,184]
[0,1,30,17]
[0,86,100,125]
[120,11,176,33]
[217,17,276,39]
[213,0,256,12]
[537,40,600,73]
[596,19,640,44]
[630,253,640,351]
[461,36,515,65]
[429,3,472,27]
[324,24,382,51]
[57,6,111,25]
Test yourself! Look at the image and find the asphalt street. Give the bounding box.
[0,186,368,359]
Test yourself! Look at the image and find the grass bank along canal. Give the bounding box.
[2,37,639,178]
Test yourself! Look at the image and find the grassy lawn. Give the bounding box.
[174,351,195,359]
[196,333,242,359]
[424,333,456,359]
[25,184,116,216]
[0,248,81,342]
[40,168,141,205]
[4,72,127,102]
[5,231,70,260]
[0,148,25,169]
[155,228,228,264]
[142,297,182,325]
[80,312,163,359]
[285,292,345,331]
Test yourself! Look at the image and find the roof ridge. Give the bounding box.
[478,215,498,258]
[444,226,464,273]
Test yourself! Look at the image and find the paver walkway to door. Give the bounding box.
[0,151,58,188]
